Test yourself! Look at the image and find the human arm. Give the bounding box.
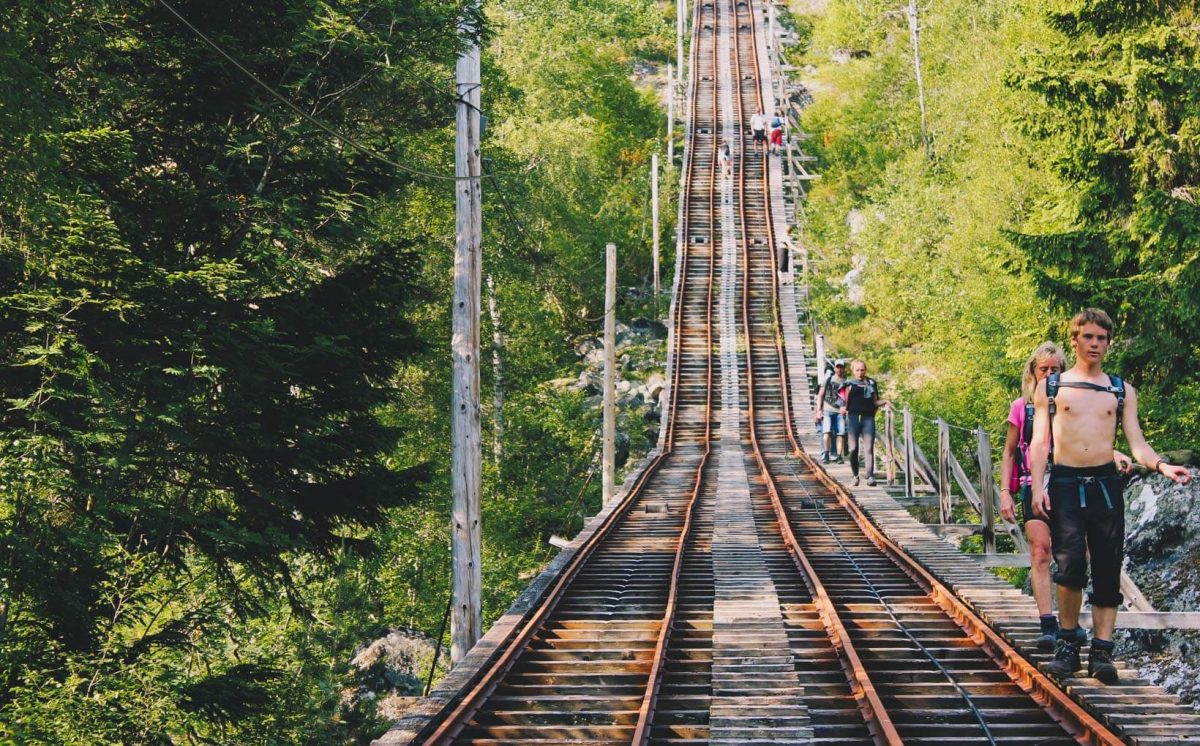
[814,382,826,422]
[1028,380,1053,517]
[999,422,1019,523]
[1121,384,1192,484]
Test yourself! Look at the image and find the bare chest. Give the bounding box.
[1052,386,1119,461]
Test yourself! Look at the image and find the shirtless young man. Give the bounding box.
[1029,309,1192,683]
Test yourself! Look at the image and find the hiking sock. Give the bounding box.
[1039,615,1058,636]
[1092,638,1115,652]
[1058,627,1079,641]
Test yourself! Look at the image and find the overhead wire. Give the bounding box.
[154,0,496,183]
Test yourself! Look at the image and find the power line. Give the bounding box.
[154,0,490,183]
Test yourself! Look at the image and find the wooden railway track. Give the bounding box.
[377,1,1200,743]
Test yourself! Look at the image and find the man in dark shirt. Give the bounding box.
[841,359,886,486]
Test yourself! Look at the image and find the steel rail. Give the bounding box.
[793,446,1127,746]
[631,0,719,737]
[737,5,1127,742]
[419,2,721,737]
[729,3,903,743]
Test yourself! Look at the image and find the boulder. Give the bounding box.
[629,317,668,340]
[1118,471,1200,708]
[347,628,448,722]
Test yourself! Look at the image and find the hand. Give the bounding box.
[1033,489,1051,518]
[1114,452,1132,474]
[1162,463,1193,485]
[840,407,848,416]
[999,491,1016,523]
[813,412,822,424]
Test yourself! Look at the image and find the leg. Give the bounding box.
[1045,480,1088,677]
[1056,585,1084,631]
[1025,519,1054,616]
[1091,605,1118,641]
[1086,481,1125,640]
[862,416,876,478]
[847,414,862,476]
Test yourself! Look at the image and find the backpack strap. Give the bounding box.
[1021,401,1034,448]
[1046,373,1060,464]
[1109,374,1125,427]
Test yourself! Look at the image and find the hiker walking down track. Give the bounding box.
[1029,309,1192,684]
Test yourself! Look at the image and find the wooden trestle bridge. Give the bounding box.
[379,0,1200,743]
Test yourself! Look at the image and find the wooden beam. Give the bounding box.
[976,426,996,554]
[973,553,1031,568]
[928,524,981,540]
[937,419,952,524]
[1079,612,1200,631]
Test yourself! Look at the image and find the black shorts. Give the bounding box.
[753,129,767,143]
[1017,484,1047,526]
[1048,463,1126,608]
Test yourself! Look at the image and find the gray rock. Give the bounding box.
[1119,471,1200,709]
[348,628,448,721]
[630,317,668,340]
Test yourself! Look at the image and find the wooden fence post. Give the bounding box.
[977,426,996,553]
[903,408,915,500]
[937,418,952,525]
[885,407,896,486]
[815,334,826,381]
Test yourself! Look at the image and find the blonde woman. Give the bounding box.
[999,341,1129,650]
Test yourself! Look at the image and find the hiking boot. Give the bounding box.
[1074,626,1088,645]
[852,475,860,486]
[834,455,844,464]
[1088,646,1118,684]
[1043,638,1081,679]
[866,476,877,487]
[821,453,830,464]
[1036,631,1057,651]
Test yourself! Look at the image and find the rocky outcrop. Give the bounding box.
[346,629,448,722]
[1119,459,1200,709]
[553,317,669,468]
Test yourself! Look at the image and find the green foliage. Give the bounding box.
[797,0,1198,449]
[1005,0,1200,437]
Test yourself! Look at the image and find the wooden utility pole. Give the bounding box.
[905,0,930,158]
[651,153,660,314]
[450,12,482,664]
[667,64,675,166]
[602,242,617,506]
[768,1,776,53]
[676,1,685,91]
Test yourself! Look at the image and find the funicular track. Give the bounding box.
[388,1,1195,744]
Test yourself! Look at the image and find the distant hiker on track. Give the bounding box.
[814,359,847,464]
[769,111,784,154]
[841,359,886,486]
[750,110,768,154]
[718,139,733,177]
[1029,309,1192,684]
[775,239,791,282]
